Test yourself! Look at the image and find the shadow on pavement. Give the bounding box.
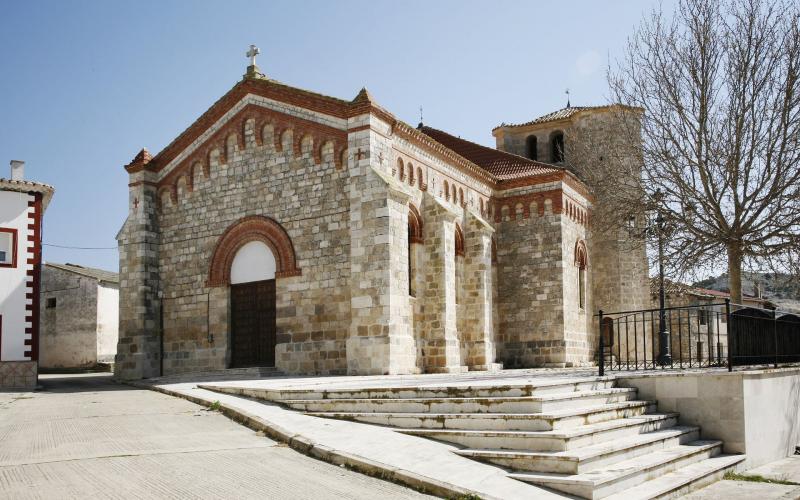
[38,373,137,393]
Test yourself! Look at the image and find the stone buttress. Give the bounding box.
[116,157,162,380]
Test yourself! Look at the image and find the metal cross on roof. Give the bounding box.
[246,45,260,67]
[565,88,571,108]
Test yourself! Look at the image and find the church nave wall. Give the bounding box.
[154,129,351,375]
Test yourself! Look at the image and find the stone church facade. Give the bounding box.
[115,63,649,380]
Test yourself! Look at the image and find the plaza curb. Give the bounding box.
[129,381,489,500]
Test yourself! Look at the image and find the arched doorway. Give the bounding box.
[230,241,277,367]
[207,215,301,368]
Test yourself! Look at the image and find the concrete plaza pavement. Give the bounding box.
[0,373,434,500]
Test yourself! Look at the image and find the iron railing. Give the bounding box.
[596,300,800,375]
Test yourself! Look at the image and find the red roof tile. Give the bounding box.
[493,104,642,131]
[418,126,562,181]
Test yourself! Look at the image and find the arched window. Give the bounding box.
[231,241,276,284]
[444,181,450,201]
[397,158,405,181]
[526,135,538,160]
[454,223,465,304]
[459,188,464,207]
[551,131,565,163]
[455,223,465,258]
[408,204,424,296]
[575,240,588,309]
[417,167,423,188]
[451,184,457,203]
[408,162,415,186]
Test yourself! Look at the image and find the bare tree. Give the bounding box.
[604,0,800,304]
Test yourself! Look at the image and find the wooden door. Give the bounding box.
[230,279,276,368]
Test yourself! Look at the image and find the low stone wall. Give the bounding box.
[0,361,37,390]
[617,367,800,468]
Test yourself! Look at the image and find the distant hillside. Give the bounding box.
[692,272,800,312]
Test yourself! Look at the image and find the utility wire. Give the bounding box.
[43,243,119,250]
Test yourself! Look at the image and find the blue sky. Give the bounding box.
[0,0,674,271]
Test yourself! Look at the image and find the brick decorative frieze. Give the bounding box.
[155,103,348,205]
[490,187,589,226]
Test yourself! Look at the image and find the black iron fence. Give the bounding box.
[596,300,800,375]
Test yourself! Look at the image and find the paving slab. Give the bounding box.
[0,374,434,499]
[151,379,571,500]
[681,480,800,499]
[747,455,800,483]
[681,455,800,499]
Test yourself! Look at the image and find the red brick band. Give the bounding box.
[208,215,301,286]
[24,193,42,361]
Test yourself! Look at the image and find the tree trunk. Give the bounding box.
[727,245,743,304]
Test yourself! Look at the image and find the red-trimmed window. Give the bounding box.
[0,228,17,268]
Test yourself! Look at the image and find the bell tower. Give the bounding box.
[493,105,651,315]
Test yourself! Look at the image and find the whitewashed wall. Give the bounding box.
[0,190,32,361]
[96,283,119,363]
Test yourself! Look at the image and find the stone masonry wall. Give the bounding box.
[494,109,650,319]
[0,361,37,390]
[495,199,567,367]
[40,267,99,369]
[560,216,594,365]
[462,211,497,368]
[116,183,161,380]
[345,120,416,375]
[421,197,463,372]
[154,120,351,376]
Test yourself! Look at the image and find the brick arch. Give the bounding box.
[575,239,588,270]
[208,215,301,286]
[408,203,424,244]
[455,223,465,258]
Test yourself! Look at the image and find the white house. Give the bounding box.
[0,160,54,390]
[40,263,119,370]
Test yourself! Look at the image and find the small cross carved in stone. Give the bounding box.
[354,148,367,161]
[133,197,139,209]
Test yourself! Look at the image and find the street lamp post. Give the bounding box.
[656,211,672,366]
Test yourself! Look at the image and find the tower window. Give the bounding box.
[526,135,538,160]
[46,297,57,309]
[551,131,565,163]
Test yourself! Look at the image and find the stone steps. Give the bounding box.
[602,453,745,500]
[306,400,657,431]
[455,425,700,474]
[199,377,617,401]
[507,440,733,499]
[397,413,679,451]
[279,388,638,414]
[202,377,744,499]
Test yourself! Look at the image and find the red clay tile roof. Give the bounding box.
[649,278,770,305]
[0,177,55,209]
[418,126,562,181]
[493,104,643,131]
[46,262,119,284]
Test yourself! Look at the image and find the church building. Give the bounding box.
[115,51,649,379]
